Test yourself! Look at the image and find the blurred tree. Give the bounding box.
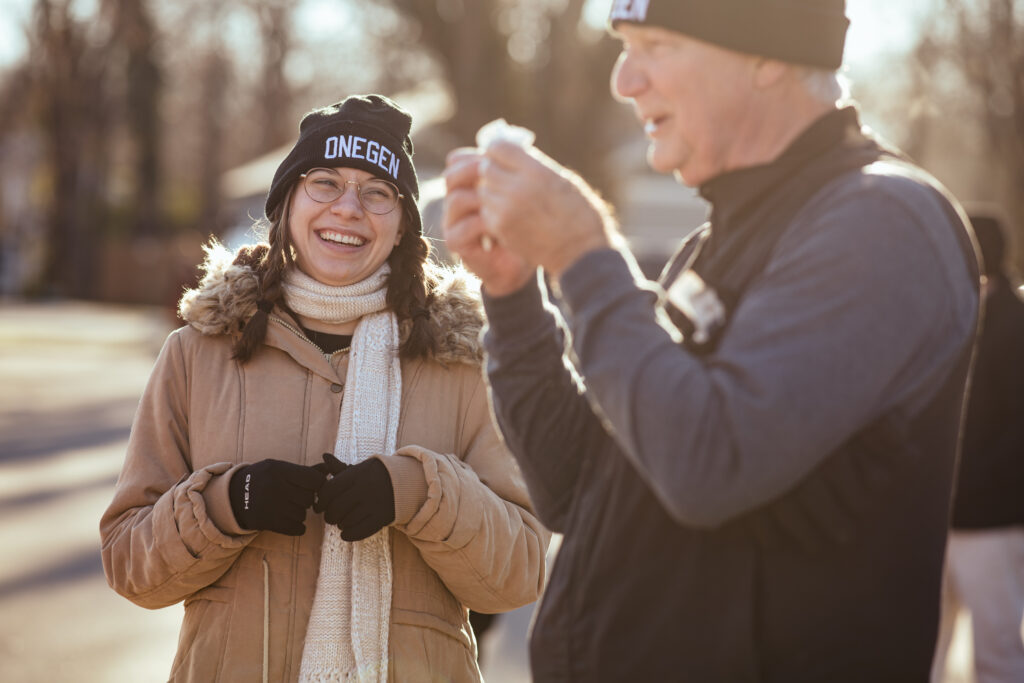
[0,65,31,137]
[197,46,233,234]
[376,0,629,195]
[910,0,1023,264]
[158,0,301,235]
[157,2,241,237]
[250,0,300,152]
[105,0,164,238]
[23,0,165,296]
[0,61,40,295]
[3,0,641,300]
[29,0,112,296]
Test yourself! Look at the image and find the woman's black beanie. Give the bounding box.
[608,0,849,70]
[265,94,421,233]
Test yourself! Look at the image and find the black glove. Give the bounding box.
[314,453,396,542]
[229,459,326,536]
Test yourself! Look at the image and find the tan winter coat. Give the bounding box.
[100,248,549,682]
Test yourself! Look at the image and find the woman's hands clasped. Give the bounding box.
[228,454,396,540]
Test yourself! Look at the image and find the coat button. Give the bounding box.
[330,383,343,393]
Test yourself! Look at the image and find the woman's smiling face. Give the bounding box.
[288,166,404,287]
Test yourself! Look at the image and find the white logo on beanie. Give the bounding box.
[323,134,400,179]
[610,0,650,22]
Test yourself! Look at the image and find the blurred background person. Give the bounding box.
[443,1,980,680]
[933,211,1024,683]
[100,94,547,682]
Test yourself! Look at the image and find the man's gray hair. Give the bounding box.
[799,67,852,106]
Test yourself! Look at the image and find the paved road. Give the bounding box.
[0,300,533,682]
[0,301,182,681]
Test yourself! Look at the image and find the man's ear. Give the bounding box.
[753,58,788,89]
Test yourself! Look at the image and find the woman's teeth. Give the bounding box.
[319,230,366,246]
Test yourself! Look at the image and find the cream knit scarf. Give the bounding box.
[285,264,399,683]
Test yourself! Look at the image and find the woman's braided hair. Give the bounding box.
[231,187,439,363]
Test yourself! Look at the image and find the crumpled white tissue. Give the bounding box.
[472,119,537,251]
[475,118,536,150]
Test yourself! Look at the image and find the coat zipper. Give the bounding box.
[270,314,351,360]
[264,315,348,682]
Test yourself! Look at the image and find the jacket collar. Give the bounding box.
[699,106,863,239]
[265,310,344,381]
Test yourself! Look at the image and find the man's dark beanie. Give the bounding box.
[265,94,421,233]
[608,0,849,70]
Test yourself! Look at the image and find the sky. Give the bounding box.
[0,0,937,73]
[842,0,935,75]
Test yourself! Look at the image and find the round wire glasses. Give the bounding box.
[300,168,403,215]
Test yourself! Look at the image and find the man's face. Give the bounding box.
[611,24,760,186]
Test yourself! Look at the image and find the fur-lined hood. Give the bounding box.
[178,242,485,365]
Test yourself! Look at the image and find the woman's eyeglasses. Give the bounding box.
[300,168,403,215]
